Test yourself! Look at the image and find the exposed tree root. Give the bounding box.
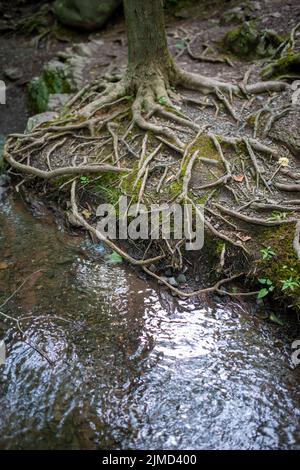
[4,61,299,299]
[70,181,164,267]
[213,203,298,226]
[4,150,129,179]
[143,267,259,298]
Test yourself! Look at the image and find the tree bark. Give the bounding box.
[123,0,175,82]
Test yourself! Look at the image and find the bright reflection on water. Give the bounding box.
[0,197,299,449]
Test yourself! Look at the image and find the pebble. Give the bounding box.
[167,277,178,287]
[176,273,187,284]
[4,67,22,81]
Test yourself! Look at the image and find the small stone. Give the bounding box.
[167,276,178,287]
[176,273,187,284]
[26,112,59,133]
[270,12,281,18]
[4,67,22,81]
[149,264,157,273]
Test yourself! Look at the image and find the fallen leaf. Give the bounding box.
[269,312,284,326]
[233,175,245,183]
[0,262,8,270]
[106,252,123,265]
[236,233,252,242]
[82,209,92,219]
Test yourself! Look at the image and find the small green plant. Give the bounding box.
[175,39,187,50]
[260,246,276,260]
[267,211,287,222]
[281,277,300,291]
[106,251,123,265]
[258,278,275,299]
[80,176,90,186]
[158,96,168,106]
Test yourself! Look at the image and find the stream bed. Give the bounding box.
[0,195,299,449]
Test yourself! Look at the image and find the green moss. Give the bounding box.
[28,78,49,113]
[189,134,220,161]
[261,52,300,79]
[43,65,72,95]
[224,23,284,59]
[224,22,259,58]
[89,172,122,206]
[258,224,300,310]
[168,180,182,196]
[28,62,72,113]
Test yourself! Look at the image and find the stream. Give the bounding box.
[0,195,299,449]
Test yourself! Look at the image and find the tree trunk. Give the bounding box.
[123,0,175,82]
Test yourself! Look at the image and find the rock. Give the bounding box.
[176,273,187,284]
[47,93,73,111]
[221,7,246,25]
[270,106,300,158]
[53,0,122,31]
[26,112,59,133]
[28,61,73,113]
[4,67,22,81]
[224,23,283,59]
[270,12,281,18]
[220,2,261,25]
[167,276,178,287]
[256,30,283,58]
[224,22,259,57]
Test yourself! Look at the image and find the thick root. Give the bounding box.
[4,63,299,301]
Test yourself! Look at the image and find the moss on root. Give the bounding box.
[258,224,300,311]
[261,52,300,79]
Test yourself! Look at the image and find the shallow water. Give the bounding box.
[0,195,299,450]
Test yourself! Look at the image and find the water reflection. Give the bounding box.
[0,196,299,449]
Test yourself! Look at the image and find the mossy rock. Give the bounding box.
[256,29,284,58]
[224,23,283,59]
[53,0,121,31]
[28,61,73,113]
[261,52,300,79]
[224,22,259,57]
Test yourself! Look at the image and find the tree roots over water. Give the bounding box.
[4,65,300,300]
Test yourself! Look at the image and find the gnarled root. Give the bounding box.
[4,61,297,300]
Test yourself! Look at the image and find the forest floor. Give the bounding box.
[1,0,300,311]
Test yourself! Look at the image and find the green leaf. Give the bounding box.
[258,288,269,299]
[158,96,168,106]
[106,251,123,265]
[175,41,185,49]
[269,312,284,326]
